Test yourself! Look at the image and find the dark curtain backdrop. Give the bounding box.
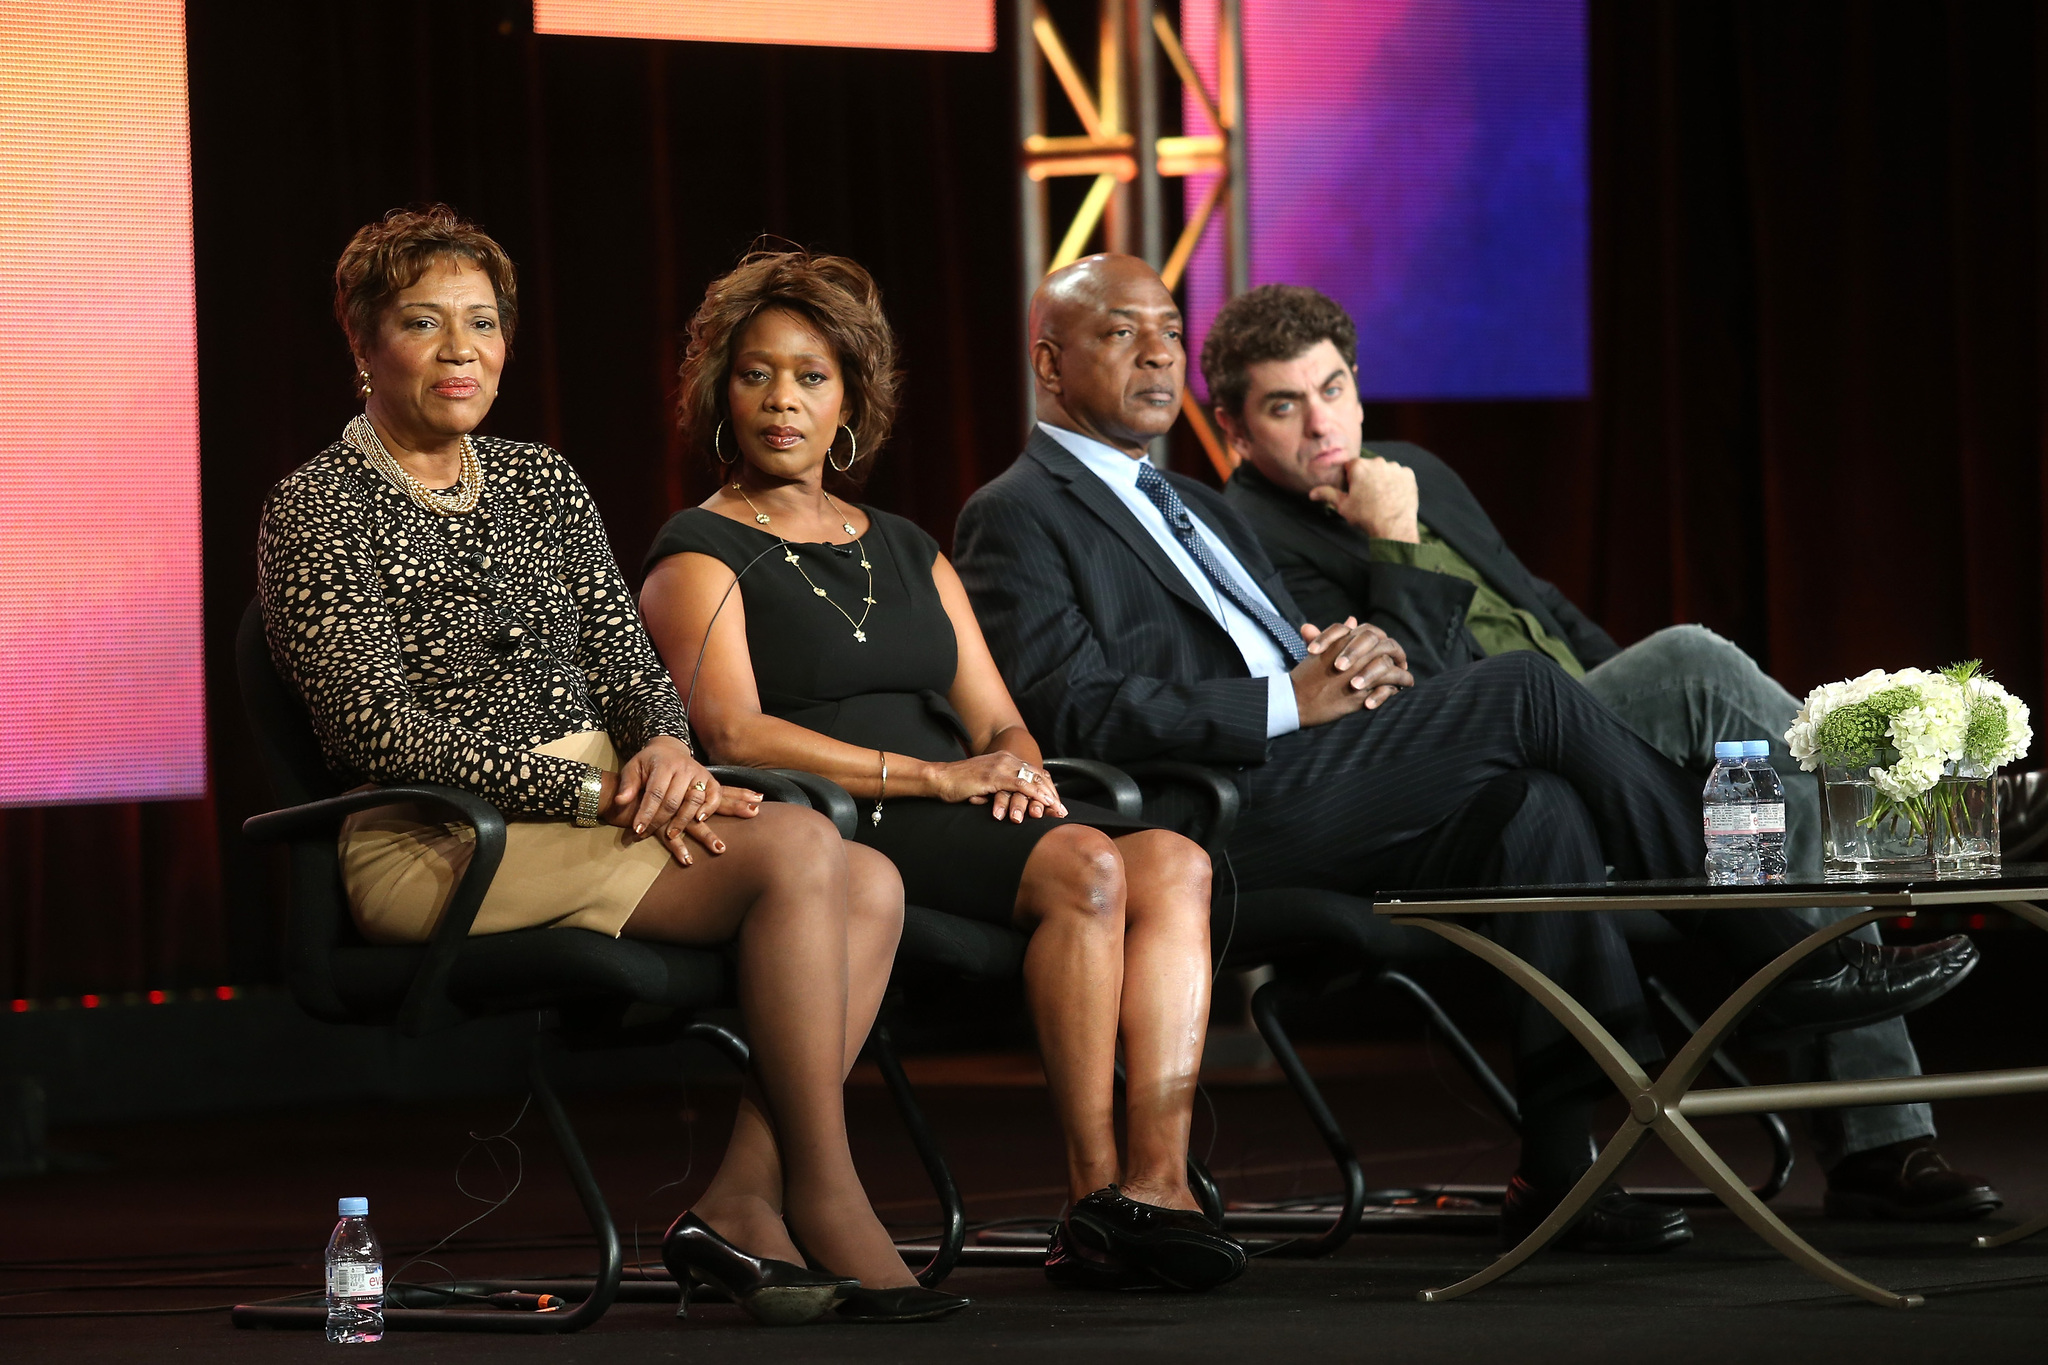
[4,1,2044,1000]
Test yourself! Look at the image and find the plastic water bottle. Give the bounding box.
[1743,739,1788,882]
[325,1197,385,1343]
[1703,741,1760,885]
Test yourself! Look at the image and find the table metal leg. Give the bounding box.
[1416,1119,1650,1303]
[1977,1211,2048,1250]
[1653,1109,1922,1308]
[1982,903,2048,1252]
[1390,909,1931,1308]
[1389,916,1654,1096]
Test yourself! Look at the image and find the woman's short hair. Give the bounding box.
[677,248,900,486]
[334,204,519,358]
[1198,284,1357,418]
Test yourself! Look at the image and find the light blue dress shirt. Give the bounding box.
[1040,423,1301,739]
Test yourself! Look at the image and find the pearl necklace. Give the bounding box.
[346,414,483,515]
[729,481,876,643]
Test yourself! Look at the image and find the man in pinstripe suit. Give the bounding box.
[954,255,1976,1253]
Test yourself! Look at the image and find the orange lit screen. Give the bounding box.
[533,0,995,51]
[0,1,205,805]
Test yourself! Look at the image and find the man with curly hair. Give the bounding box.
[1201,282,2000,1223]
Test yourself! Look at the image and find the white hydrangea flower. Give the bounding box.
[1876,675,1969,800]
[1785,667,1894,771]
[1963,674,2034,770]
[2003,692,2034,767]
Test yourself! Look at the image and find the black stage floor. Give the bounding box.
[7,1039,2046,1364]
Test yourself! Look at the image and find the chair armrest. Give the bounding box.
[1041,758,1143,820]
[242,783,504,845]
[244,783,508,1040]
[706,765,813,811]
[760,770,860,839]
[1121,760,1243,853]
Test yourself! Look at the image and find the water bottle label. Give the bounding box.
[329,1263,383,1297]
[1703,806,1754,833]
[1754,803,1785,834]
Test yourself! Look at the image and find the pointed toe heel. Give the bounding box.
[660,1211,857,1326]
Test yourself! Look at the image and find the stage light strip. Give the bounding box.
[0,0,206,807]
[533,0,996,52]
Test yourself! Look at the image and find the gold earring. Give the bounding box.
[828,424,858,473]
[356,369,373,399]
[713,419,737,465]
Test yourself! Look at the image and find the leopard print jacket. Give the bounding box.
[257,434,691,818]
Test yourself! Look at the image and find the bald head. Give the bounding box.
[1028,254,1185,456]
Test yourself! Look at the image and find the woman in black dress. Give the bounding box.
[642,250,1242,1292]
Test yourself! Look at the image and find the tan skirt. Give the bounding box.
[339,731,673,945]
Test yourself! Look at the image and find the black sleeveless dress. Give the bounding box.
[645,506,1147,923]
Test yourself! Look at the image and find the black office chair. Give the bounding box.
[228,600,837,1333]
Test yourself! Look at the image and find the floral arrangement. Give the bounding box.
[1785,661,2031,834]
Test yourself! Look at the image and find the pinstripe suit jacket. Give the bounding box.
[954,426,1305,768]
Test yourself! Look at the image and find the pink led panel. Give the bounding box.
[0,0,206,805]
[533,0,995,52]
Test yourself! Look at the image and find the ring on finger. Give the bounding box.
[1017,765,1035,782]
[691,780,707,793]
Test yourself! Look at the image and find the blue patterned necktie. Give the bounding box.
[1133,461,1307,665]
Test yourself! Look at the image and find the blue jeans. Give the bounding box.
[1581,625,1933,1168]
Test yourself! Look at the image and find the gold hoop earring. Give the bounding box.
[828,424,858,474]
[356,369,373,400]
[713,419,737,465]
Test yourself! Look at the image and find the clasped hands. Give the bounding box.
[603,735,763,868]
[1291,617,1413,726]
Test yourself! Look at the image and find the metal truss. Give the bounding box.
[1016,1,1246,476]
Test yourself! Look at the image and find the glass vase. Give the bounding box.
[1932,761,2000,878]
[1820,766,1934,878]
[1820,762,2002,880]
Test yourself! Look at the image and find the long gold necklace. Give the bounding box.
[346,414,482,515]
[729,481,876,644]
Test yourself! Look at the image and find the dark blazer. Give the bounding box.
[1223,442,1620,681]
[954,426,1305,768]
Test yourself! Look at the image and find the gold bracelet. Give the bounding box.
[872,750,888,827]
[572,767,604,828]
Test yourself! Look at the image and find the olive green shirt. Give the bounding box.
[1368,522,1587,679]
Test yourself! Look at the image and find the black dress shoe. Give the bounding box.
[1825,1141,2004,1222]
[1065,1187,1246,1291]
[1746,936,1978,1048]
[835,1286,971,1323]
[661,1212,857,1326]
[1499,1171,1693,1253]
[1044,1221,1156,1291]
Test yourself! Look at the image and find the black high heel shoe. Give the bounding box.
[835,1285,971,1323]
[662,1212,857,1326]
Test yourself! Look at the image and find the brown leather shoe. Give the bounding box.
[1825,1141,2003,1222]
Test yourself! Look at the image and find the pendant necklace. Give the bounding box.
[730,481,876,643]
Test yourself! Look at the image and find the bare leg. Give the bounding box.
[1109,831,1211,1213]
[1013,825,1128,1206]
[688,845,903,1266]
[622,806,913,1287]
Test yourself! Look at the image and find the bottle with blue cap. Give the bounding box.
[1742,739,1788,882]
[325,1196,384,1343]
[1703,741,1761,885]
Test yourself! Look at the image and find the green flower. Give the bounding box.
[1814,685,1920,766]
[1963,701,2010,766]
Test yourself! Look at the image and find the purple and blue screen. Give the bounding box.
[1182,0,1588,401]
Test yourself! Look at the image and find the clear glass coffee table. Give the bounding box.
[1376,864,2048,1308]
